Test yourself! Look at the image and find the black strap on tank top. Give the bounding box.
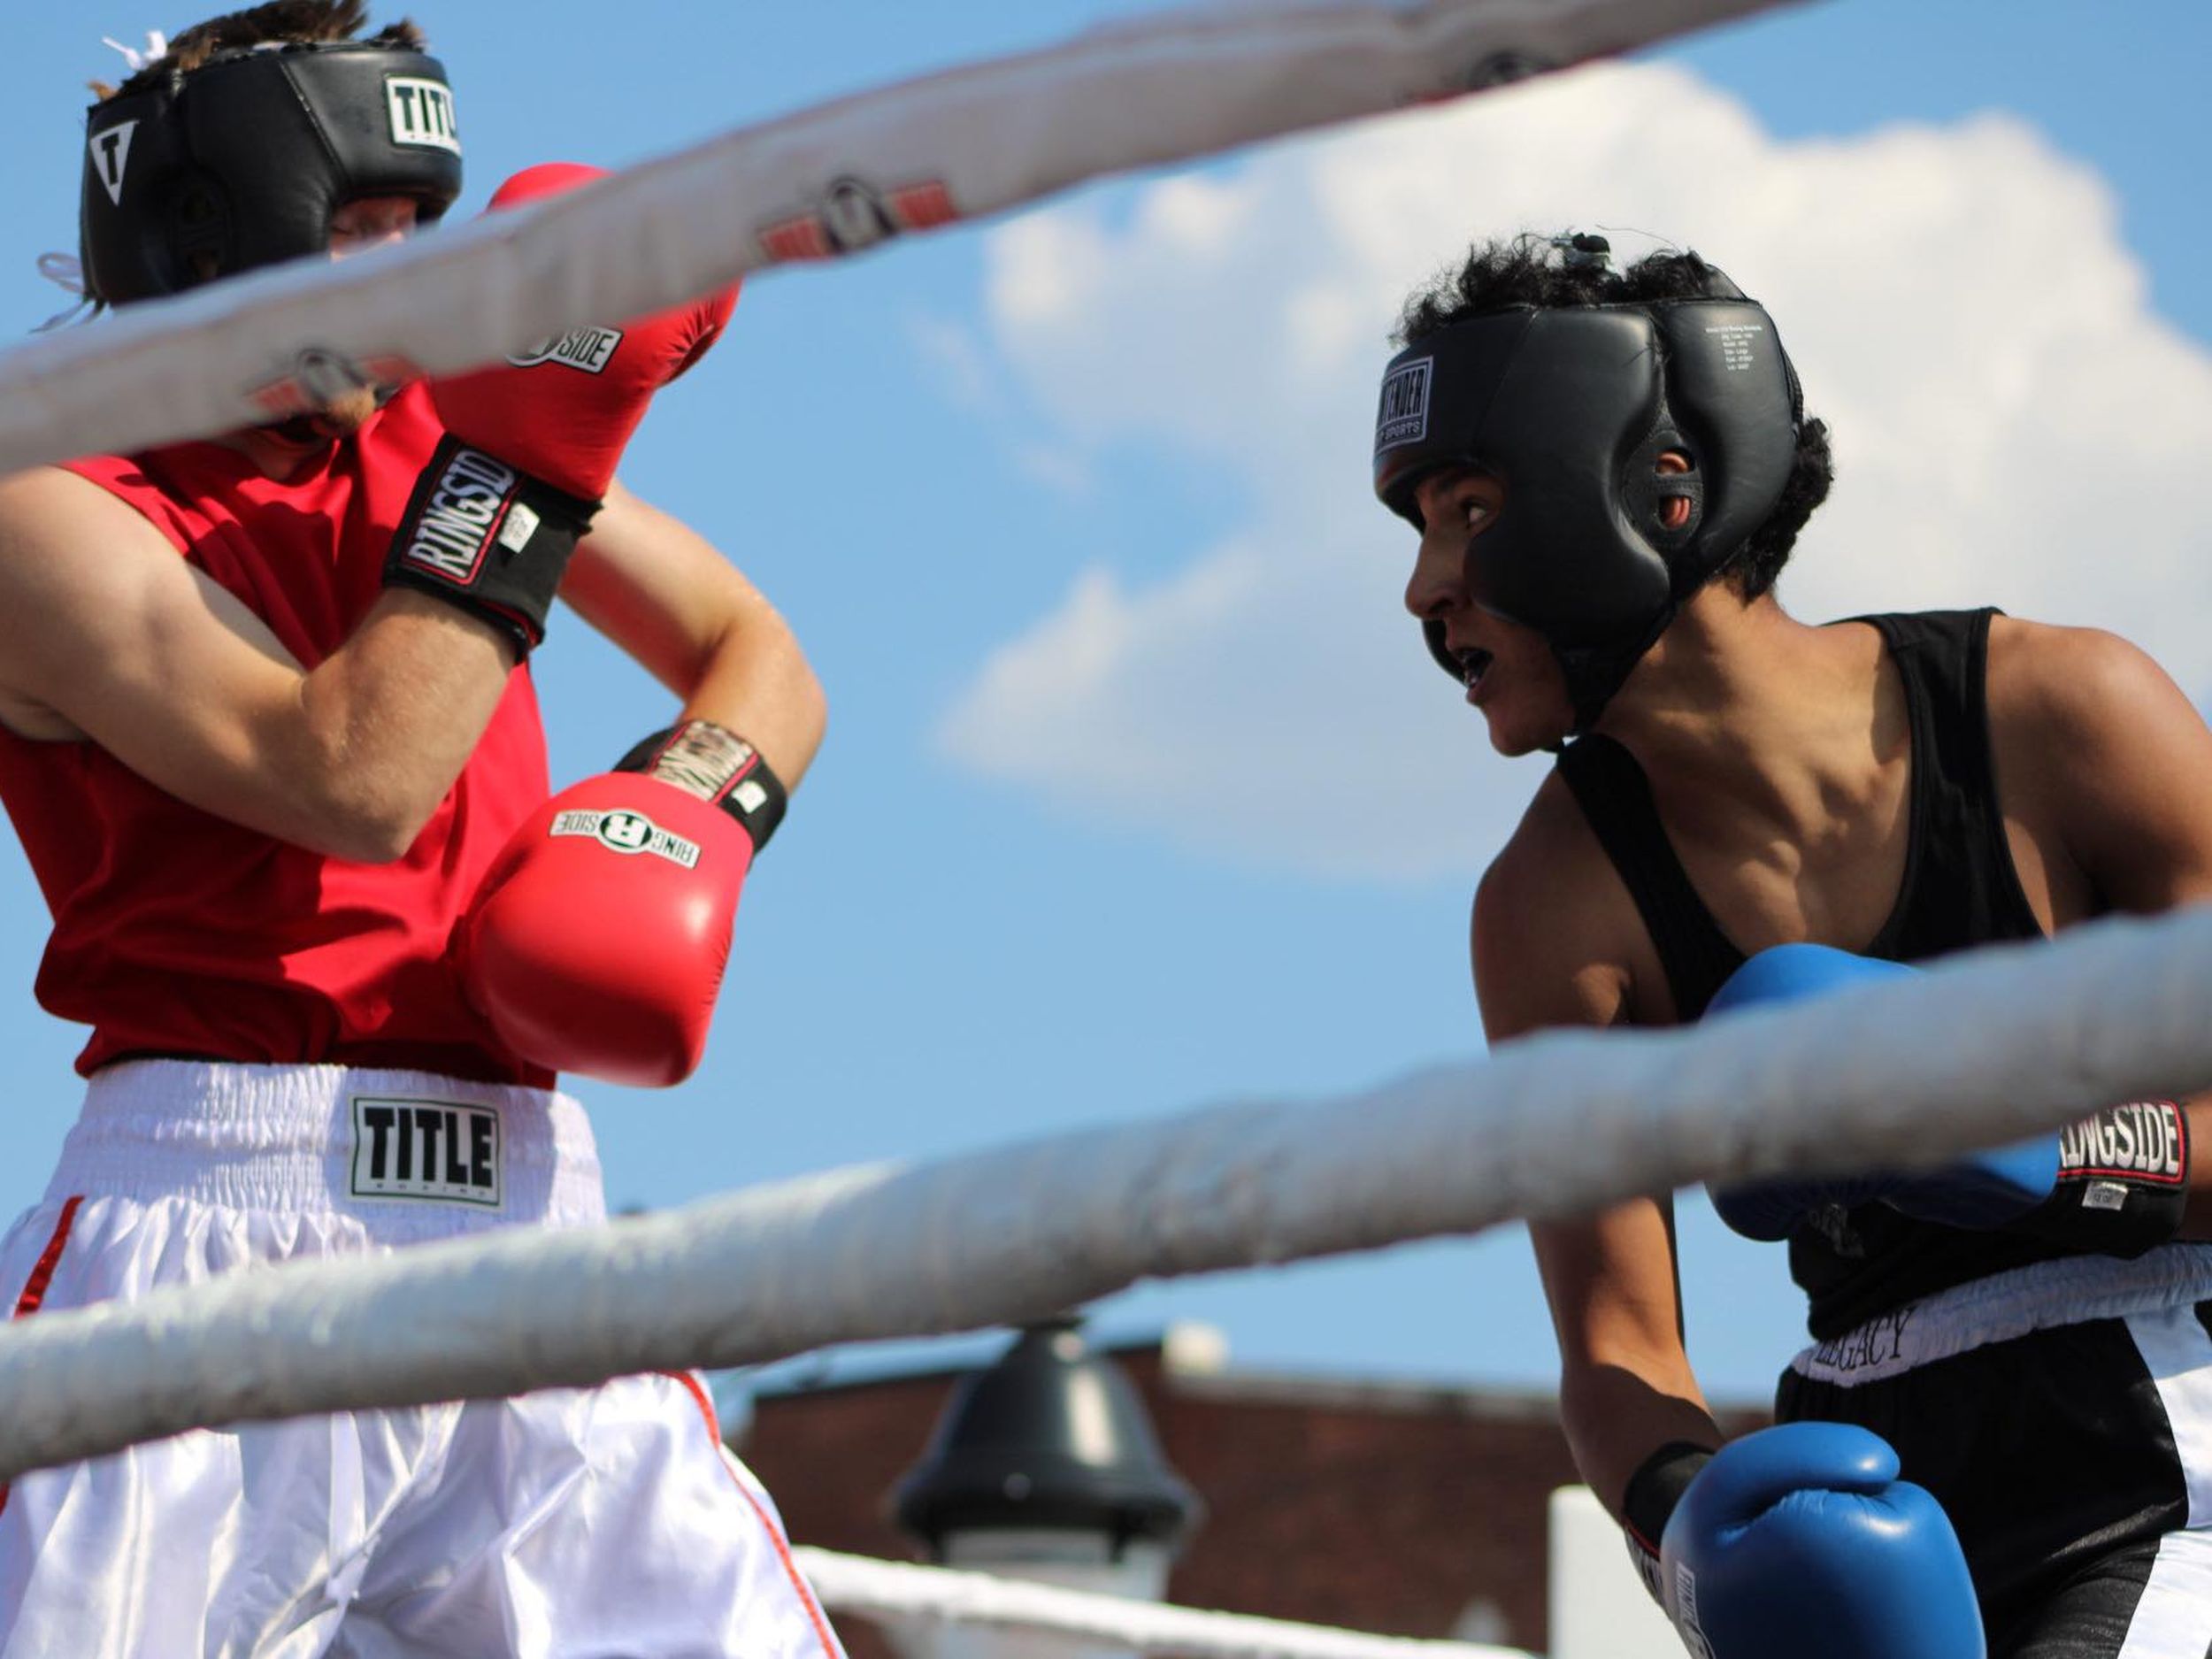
[1555,733,1745,1020]
[1852,610,2044,963]
[1557,608,2064,1338]
[1552,608,2040,1025]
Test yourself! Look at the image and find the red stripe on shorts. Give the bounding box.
[659,1370,843,1659]
[0,1195,85,1518]
[12,1195,83,1318]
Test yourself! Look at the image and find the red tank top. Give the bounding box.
[0,384,552,1083]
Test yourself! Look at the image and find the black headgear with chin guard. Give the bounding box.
[81,40,463,306]
[1371,278,1802,732]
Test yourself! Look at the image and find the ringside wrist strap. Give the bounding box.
[381,435,599,656]
[616,720,787,853]
[1621,1440,1715,1606]
[2009,1099,2189,1259]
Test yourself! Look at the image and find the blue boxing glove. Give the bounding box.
[1658,1423,1985,1659]
[1702,945,2186,1254]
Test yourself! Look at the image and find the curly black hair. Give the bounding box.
[1394,234,1833,602]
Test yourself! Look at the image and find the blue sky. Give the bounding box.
[0,0,2207,1408]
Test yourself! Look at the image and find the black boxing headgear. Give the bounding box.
[81,40,463,306]
[1372,280,1802,732]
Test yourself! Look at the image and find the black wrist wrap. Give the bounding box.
[616,720,787,853]
[2011,1099,2189,1259]
[381,435,599,656]
[1620,1440,1714,1606]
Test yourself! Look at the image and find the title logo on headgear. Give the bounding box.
[385,75,459,154]
[88,120,138,207]
[1373,357,1432,454]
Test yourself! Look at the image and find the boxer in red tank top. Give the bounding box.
[0,9,838,1655]
[4,383,555,1082]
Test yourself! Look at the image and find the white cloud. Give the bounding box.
[1011,442,1096,498]
[906,314,995,411]
[935,61,2212,879]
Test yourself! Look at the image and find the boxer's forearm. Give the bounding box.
[1560,1359,1724,1522]
[1532,1205,1720,1517]
[675,610,824,790]
[285,589,518,860]
[564,484,827,788]
[2171,1097,2212,1240]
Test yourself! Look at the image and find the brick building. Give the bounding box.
[737,1328,1769,1655]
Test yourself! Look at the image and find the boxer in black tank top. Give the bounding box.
[1561,610,2057,1339]
[1389,238,2212,1656]
[1559,611,2212,1649]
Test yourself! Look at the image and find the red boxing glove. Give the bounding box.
[458,773,753,1087]
[431,162,741,501]
[384,164,741,652]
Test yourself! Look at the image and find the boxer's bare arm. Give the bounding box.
[1475,782,1724,1517]
[1987,618,2212,1233]
[1527,1205,1722,1519]
[1987,618,2212,916]
[558,481,826,786]
[0,465,514,861]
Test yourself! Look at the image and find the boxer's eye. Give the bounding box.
[1452,480,1502,533]
[1412,467,1502,533]
[329,196,421,256]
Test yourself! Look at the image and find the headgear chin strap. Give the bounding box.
[81,40,464,306]
[1372,281,1801,733]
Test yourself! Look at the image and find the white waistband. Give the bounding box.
[1789,1242,2212,1387]
[48,1061,606,1229]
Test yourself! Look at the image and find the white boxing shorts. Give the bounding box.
[0,1061,843,1659]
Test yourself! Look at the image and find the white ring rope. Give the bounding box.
[795,1548,1529,1658]
[0,0,1780,476]
[1,909,2209,1485]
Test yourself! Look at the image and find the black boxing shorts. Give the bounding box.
[1777,1245,2212,1657]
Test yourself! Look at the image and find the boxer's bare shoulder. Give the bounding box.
[1472,769,1653,1041]
[1983,616,2212,917]
[0,465,285,657]
[0,465,261,743]
[0,464,342,820]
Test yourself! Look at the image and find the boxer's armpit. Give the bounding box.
[0,685,83,741]
[0,465,506,861]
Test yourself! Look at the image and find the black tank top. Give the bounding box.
[1556,610,2064,1339]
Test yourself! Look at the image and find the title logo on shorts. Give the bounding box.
[350,1095,501,1205]
[398,445,527,583]
[89,120,138,206]
[385,76,460,154]
[1373,357,1432,453]
[507,326,624,374]
[549,808,702,868]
